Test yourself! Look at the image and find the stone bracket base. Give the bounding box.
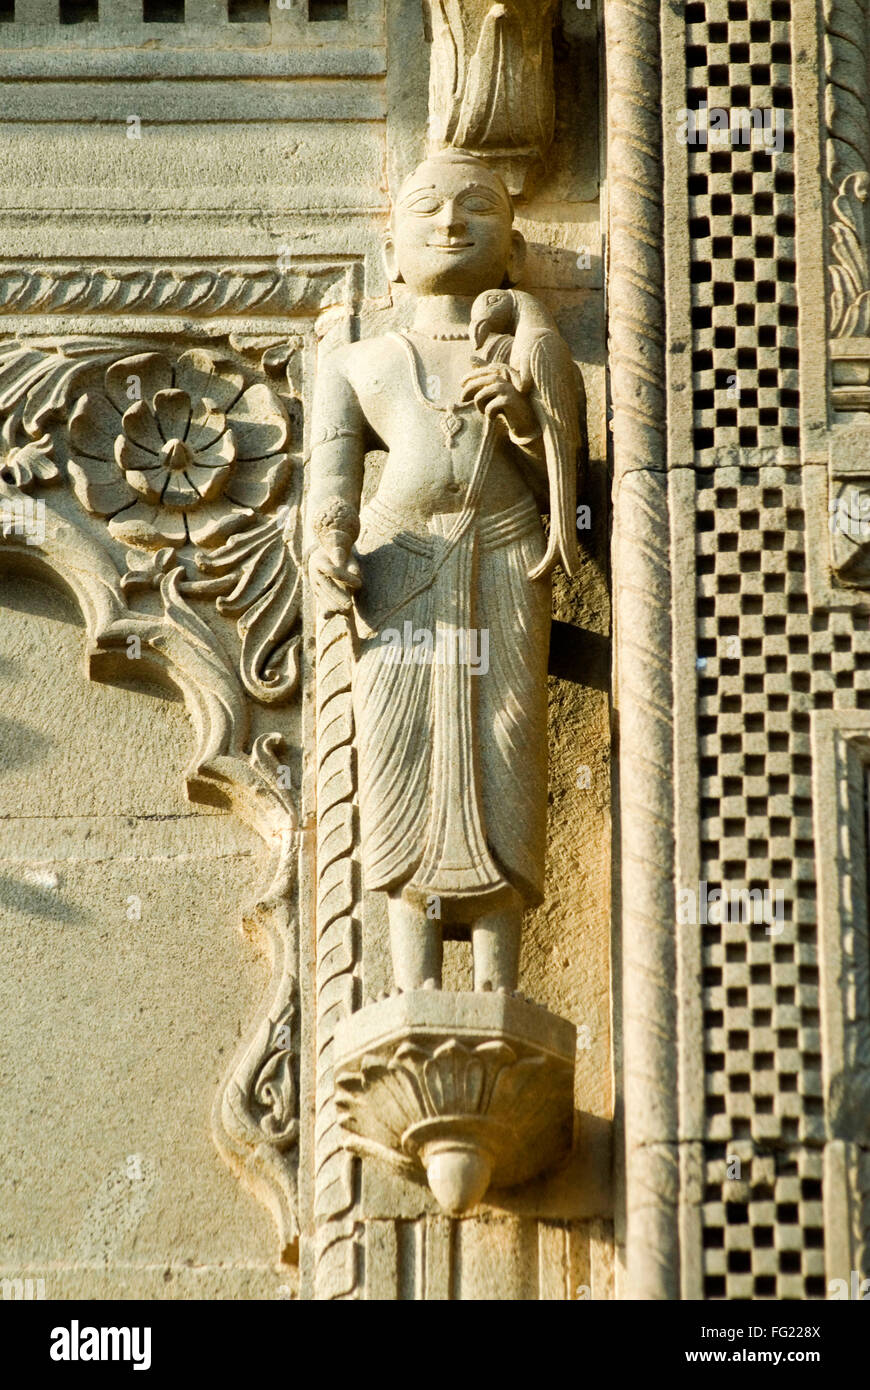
[333,990,576,1214]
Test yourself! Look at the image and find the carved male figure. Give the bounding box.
[306,151,584,994]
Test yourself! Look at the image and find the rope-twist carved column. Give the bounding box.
[824,0,870,335]
[606,0,679,1300]
[825,0,870,187]
[313,605,363,1299]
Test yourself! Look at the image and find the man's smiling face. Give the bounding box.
[390,157,516,296]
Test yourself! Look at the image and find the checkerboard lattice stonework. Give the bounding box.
[695,468,870,1295]
[701,1148,825,1299]
[686,0,799,456]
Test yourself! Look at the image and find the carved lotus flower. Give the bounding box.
[68,350,290,549]
[334,991,576,1214]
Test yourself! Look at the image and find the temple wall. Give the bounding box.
[0,0,866,1303]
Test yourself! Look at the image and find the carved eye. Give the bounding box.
[486,293,501,304]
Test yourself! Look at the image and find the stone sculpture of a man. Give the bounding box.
[306,151,584,995]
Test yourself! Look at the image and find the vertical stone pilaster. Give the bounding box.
[606,0,679,1300]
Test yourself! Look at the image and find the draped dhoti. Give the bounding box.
[352,492,551,919]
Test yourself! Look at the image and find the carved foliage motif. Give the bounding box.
[830,173,870,336]
[0,482,302,1249]
[825,0,870,340]
[424,0,558,194]
[189,512,302,705]
[215,805,300,1258]
[828,476,870,582]
[0,335,302,707]
[0,328,306,1254]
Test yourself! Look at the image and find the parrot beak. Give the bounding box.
[471,317,487,351]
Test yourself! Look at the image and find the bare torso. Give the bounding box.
[342,331,534,530]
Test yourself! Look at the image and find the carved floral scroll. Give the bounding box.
[0,336,303,705]
[0,324,307,1256]
[826,0,870,345]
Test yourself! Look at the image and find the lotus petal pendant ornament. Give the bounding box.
[333,991,575,1214]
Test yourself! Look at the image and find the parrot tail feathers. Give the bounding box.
[527,541,557,581]
[527,530,580,581]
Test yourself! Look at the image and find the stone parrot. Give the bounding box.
[469,287,585,579]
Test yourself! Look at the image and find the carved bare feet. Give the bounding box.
[472,897,522,992]
[387,894,443,990]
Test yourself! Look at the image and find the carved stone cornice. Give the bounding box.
[0,262,354,320]
[830,330,870,409]
[423,0,559,197]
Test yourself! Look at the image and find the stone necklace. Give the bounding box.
[389,330,475,449]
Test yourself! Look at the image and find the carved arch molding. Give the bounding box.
[0,263,357,1262]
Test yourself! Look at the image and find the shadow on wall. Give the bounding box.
[0,871,91,925]
[550,623,609,689]
[0,713,52,772]
[547,446,611,688]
